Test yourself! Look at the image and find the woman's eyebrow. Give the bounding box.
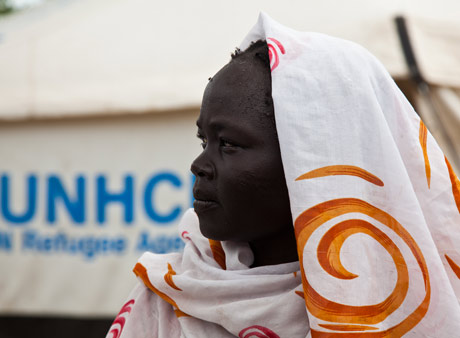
[196,119,251,135]
[195,121,227,132]
[209,121,226,131]
[209,119,248,132]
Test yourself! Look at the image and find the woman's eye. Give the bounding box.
[220,139,236,148]
[196,133,207,149]
[200,139,207,149]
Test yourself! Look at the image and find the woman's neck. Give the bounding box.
[249,226,299,268]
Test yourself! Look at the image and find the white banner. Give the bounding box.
[0,111,200,316]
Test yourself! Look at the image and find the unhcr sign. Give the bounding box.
[0,111,199,316]
[0,172,194,259]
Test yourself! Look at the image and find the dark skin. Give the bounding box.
[190,47,298,267]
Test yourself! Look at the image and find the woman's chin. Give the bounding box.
[198,220,227,241]
[199,226,221,241]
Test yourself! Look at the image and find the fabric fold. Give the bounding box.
[129,208,308,337]
[241,11,460,337]
[107,12,460,338]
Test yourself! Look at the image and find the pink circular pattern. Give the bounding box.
[239,325,280,338]
[181,231,191,240]
[267,37,285,71]
[108,299,135,338]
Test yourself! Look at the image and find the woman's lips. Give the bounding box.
[193,199,219,213]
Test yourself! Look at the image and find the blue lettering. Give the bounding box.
[144,172,182,224]
[97,175,133,224]
[1,172,191,226]
[21,230,127,260]
[136,231,185,253]
[1,174,37,224]
[22,230,37,249]
[0,231,13,251]
[47,175,85,224]
[42,237,53,252]
[115,238,126,252]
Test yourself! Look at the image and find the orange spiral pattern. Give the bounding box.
[318,324,378,332]
[317,219,409,293]
[445,254,460,279]
[445,156,460,214]
[296,165,383,187]
[209,239,226,270]
[174,309,191,318]
[164,263,182,291]
[295,290,305,299]
[295,198,430,337]
[133,262,178,308]
[419,120,431,188]
[133,262,191,318]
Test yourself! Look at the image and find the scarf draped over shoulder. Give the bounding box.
[107,12,460,338]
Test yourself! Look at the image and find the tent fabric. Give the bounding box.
[408,17,460,88]
[1,0,460,119]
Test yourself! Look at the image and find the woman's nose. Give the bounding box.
[190,152,214,179]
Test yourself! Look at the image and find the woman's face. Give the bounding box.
[191,56,293,243]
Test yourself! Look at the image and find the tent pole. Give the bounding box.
[395,16,460,170]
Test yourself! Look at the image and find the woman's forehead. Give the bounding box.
[202,63,269,107]
[198,93,271,132]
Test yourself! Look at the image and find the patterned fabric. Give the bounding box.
[107,210,307,337]
[108,12,460,337]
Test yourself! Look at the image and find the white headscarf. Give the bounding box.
[107,13,460,338]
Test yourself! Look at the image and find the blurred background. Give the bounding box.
[0,0,459,337]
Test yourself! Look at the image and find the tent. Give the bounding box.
[1,0,459,164]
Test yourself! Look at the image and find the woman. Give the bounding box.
[107,13,460,338]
